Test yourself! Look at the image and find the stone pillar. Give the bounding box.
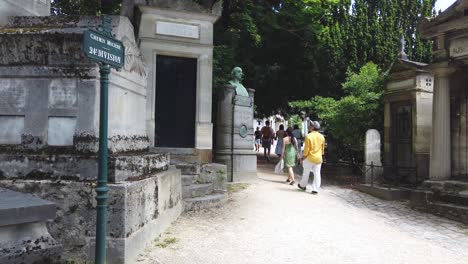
[215,86,257,182]
[383,102,391,166]
[429,66,455,180]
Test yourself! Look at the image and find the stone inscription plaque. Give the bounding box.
[155,21,200,39]
[234,107,253,128]
[0,115,24,144]
[48,117,76,146]
[49,80,77,108]
[450,38,468,58]
[0,82,26,109]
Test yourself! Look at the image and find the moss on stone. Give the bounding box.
[227,183,250,193]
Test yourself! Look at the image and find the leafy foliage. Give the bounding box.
[289,62,386,162]
[288,114,303,130]
[215,0,434,116]
[51,0,121,16]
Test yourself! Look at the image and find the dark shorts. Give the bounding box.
[262,139,271,148]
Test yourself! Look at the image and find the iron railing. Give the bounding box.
[359,162,420,189]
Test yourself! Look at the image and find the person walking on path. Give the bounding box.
[274,124,286,158]
[282,127,300,185]
[254,127,262,152]
[261,120,275,162]
[298,121,325,194]
[292,124,303,157]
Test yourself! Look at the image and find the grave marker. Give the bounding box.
[365,129,383,184]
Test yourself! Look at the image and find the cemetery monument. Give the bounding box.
[215,67,257,181]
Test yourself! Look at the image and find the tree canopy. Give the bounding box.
[50,0,436,118]
[214,0,435,116]
[290,62,386,162]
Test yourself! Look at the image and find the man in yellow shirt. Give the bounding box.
[298,121,325,194]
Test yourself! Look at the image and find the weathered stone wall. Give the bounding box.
[0,167,182,263]
[0,152,169,182]
[0,15,183,264]
[0,0,50,26]
[0,16,148,154]
[0,16,161,182]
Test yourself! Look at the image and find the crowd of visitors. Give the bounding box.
[256,120,325,195]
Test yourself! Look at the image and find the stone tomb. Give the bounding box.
[137,2,221,163]
[215,86,257,182]
[419,0,468,181]
[0,16,182,263]
[384,58,433,183]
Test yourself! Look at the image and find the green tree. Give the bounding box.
[289,62,386,162]
[51,0,121,15]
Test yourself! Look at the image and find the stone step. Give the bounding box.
[182,183,213,199]
[436,193,468,207]
[110,153,170,181]
[429,202,468,225]
[175,163,201,175]
[421,180,468,193]
[183,192,228,211]
[0,152,170,182]
[182,175,196,186]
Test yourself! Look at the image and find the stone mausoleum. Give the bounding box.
[0,0,227,263]
[384,57,433,183]
[420,0,468,182]
[137,1,221,163]
[405,0,468,225]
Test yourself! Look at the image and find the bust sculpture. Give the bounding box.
[229,67,249,97]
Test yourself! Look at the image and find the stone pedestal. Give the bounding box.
[430,66,455,180]
[0,188,61,264]
[215,87,257,182]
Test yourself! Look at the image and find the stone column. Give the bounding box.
[429,66,455,180]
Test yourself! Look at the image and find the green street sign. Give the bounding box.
[83,29,125,69]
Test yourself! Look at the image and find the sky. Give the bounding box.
[347,0,457,13]
[435,0,457,12]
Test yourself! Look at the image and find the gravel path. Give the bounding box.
[138,163,468,264]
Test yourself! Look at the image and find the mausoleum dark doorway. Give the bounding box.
[155,55,197,148]
[388,101,415,183]
[391,102,413,168]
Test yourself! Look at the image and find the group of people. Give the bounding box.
[254,120,325,194]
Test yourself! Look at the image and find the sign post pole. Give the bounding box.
[82,15,125,264]
[95,63,110,264]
